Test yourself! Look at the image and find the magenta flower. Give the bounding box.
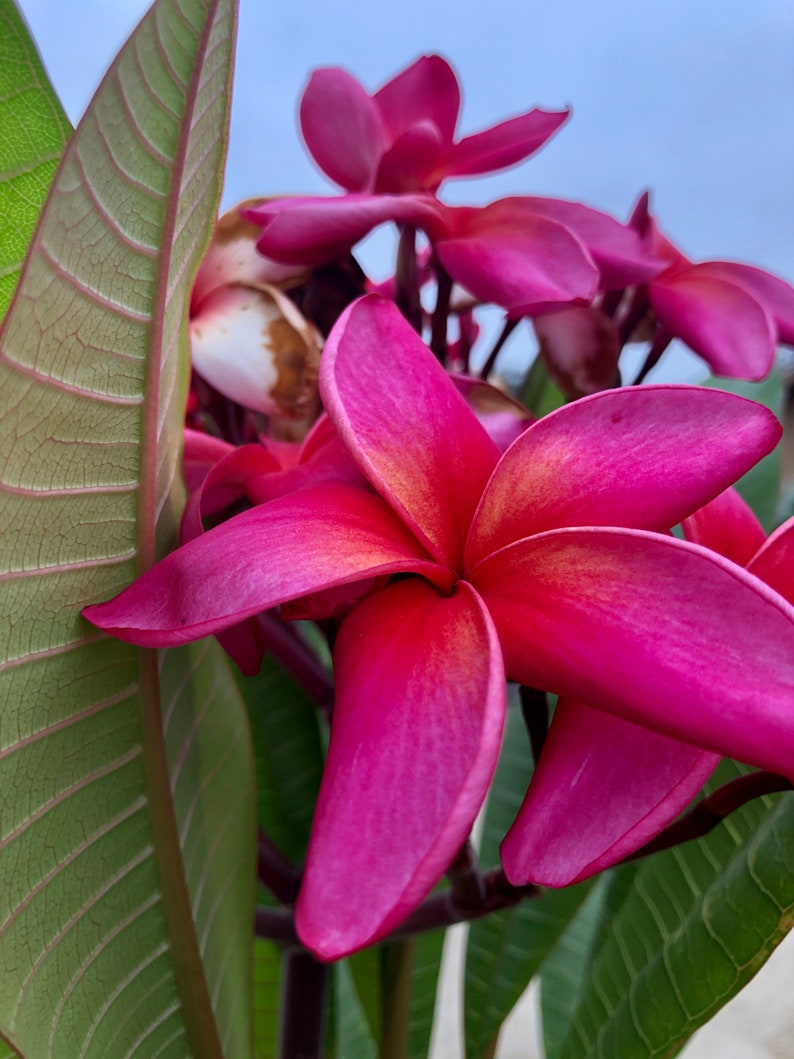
[632,195,794,379]
[300,55,569,195]
[246,193,660,316]
[84,296,794,959]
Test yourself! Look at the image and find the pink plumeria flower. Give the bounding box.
[300,54,569,195]
[631,193,794,380]
[84,296,794,960]
[246,192,660,316]
[510,486,794,889]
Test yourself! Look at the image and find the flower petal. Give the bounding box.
[436,202,599,314]
[190,283,320,418]
[375,121,445,192]
[300,68,386,191]
[465,386,779,567]
[515,196,663,288]
[682,486,767,566]
[533,305,620,399]
[501,699,718,887]
[296,579,505,959]
[180,443,281,544]
[691,262,794,345]
[650,267,776,379]
[190,200,307,312]
[374,54,460,148]
[442,109,570,180]
[473,527,794,777]
[321,296,500,568]
[748,516,794,604]
[83,483,451,647]
[246,194,447,267]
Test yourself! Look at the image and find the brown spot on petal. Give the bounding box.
[265,314,320,420]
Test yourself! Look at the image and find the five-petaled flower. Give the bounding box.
[84,295,794,960]
[299,54,569,195]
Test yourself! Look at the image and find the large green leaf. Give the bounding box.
[0,0,71,319]
[0,1,255,1056]
[238,652,324,866]
[555,761,794,1058]
[464,691,591,1058]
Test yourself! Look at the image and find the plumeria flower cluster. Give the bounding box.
[85,55,794,961]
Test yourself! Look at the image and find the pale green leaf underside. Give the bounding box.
[0,0,71,320]
[557,763,794,1058]
[0,0,254,1056]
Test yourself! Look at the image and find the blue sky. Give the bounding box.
[17,0,793,275]
[15,0,794,380]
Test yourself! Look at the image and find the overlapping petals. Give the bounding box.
[300,55,569,194]
[509,487,794,889]
[85,295,794,958]
[247,194,659,316]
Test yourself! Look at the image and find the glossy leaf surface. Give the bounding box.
[554,762,794,1058]
[0,0,71,318]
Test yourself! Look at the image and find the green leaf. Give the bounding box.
[348,946,384,1046]
[253,939,281,1059]
[237,652,324,866]
[404,930,446,1059]
[520,354,567,419]
[334,960,378,1059]
[464,691,591,1058]
[0,1,253,1056]
[556,761,794,1058]
[0,0,71,320]
[540,877,614,1059]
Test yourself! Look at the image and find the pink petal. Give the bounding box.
[465,386,780,567]
[442,109,570,179]
[295,579,505,959]
[473,527,794,777]
[451,374,533,451]
[245,194,447,267]
[436,202,599,315]
[691,262,794,345]
[374,121,445,192]
[321,296,500,568]
[190,201,307,312]
[650,267,776,379]
[682,487,767,566]
[180,444,281,544]
[374,54,460,148]
[83,483,452,647]
[501,699,718,887]
[748,517,794,605]
[300,68,386,191]
[533,305,621,399]
[515,196,663,288]
[183,428,234,497]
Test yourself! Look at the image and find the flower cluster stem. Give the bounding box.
[278,948,330,1059]
[258,829,302,905]
[625,770,793,862]
[479,317,519,380]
